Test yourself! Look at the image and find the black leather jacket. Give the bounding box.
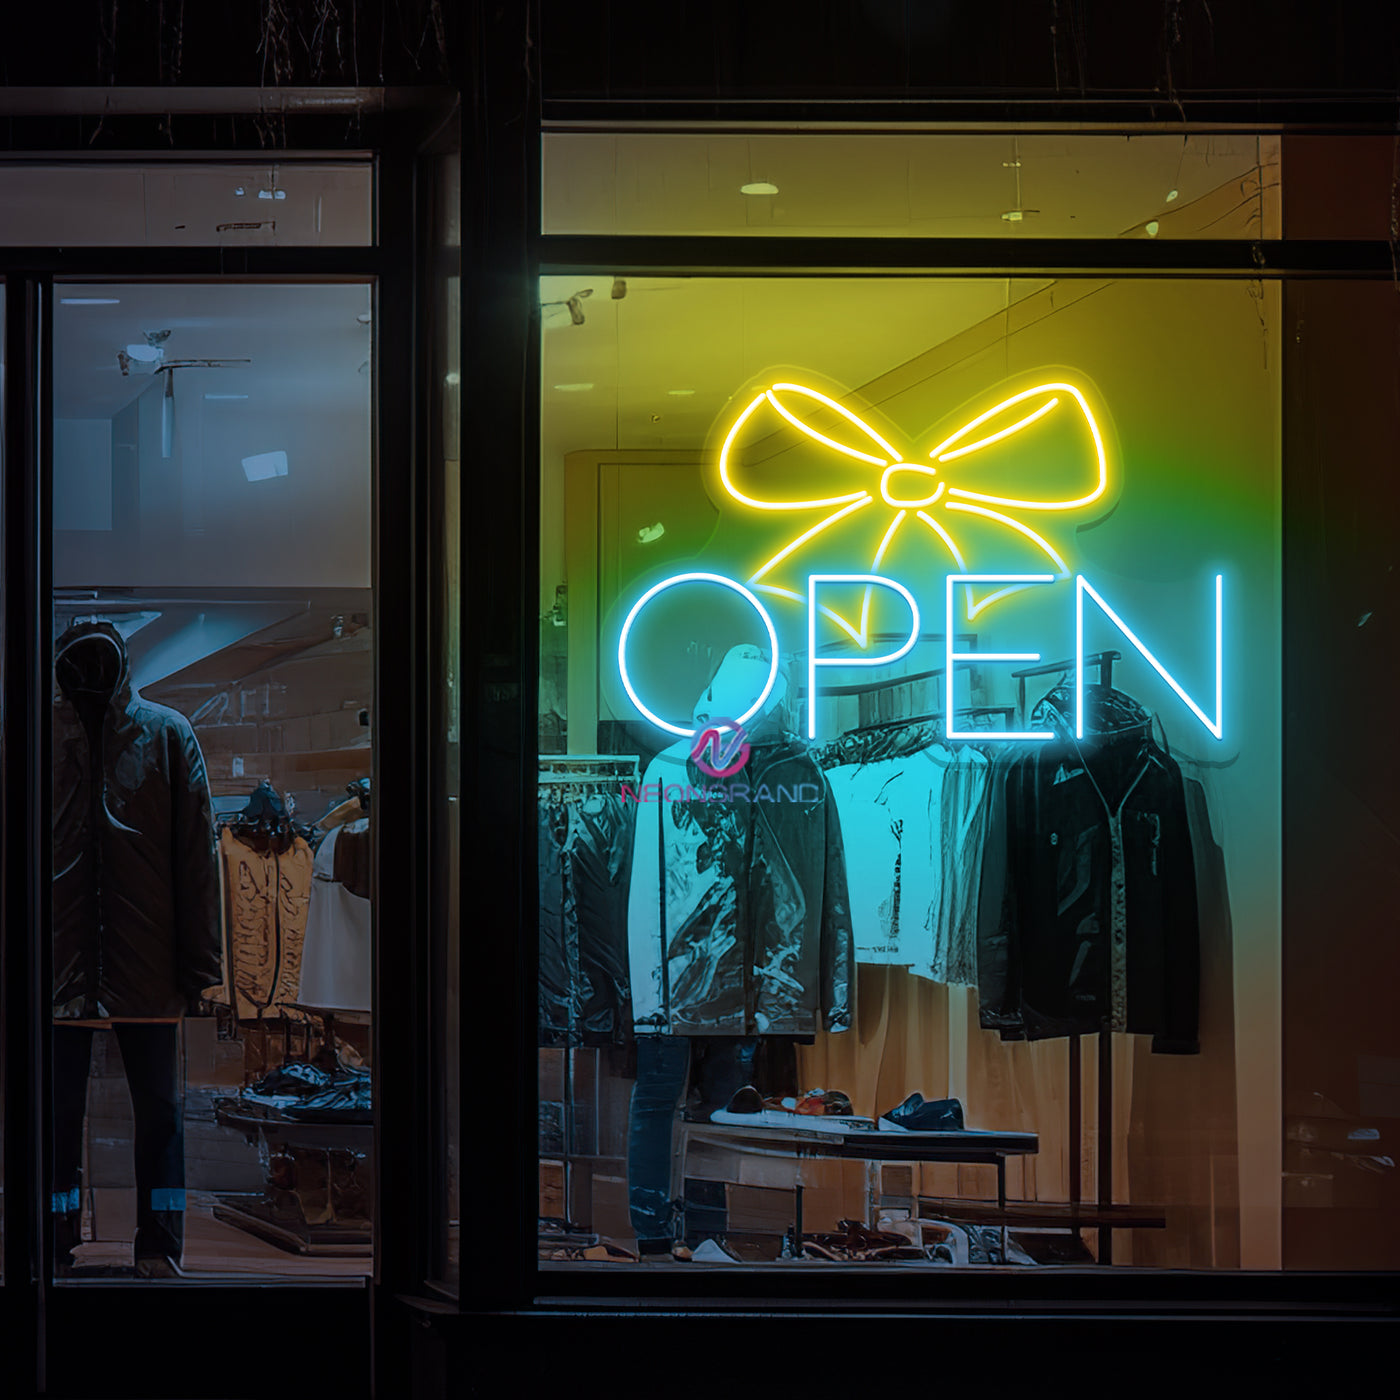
[627,734,855,1037]
[53,620,222,1018]
[977,687,1200,1053]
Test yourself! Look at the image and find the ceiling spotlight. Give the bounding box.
[667,389,696,396]
[637,523,666,544]
[740,181,779,195]
[61,297,121,306]
[1166,189,1179,202]
[553,383,594,392]
[1145,221,1161,238]
[257,188,287,201]
[540,287,594,327]
[233,186,246,197]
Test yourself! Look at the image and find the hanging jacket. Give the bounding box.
[538,790,635,1047]
[976,685,1200,1053]
[627,732,855,1037]
[53,619,222,1018]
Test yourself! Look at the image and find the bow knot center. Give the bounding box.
[880,462,945,509]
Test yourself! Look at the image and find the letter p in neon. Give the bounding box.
[807,574,920,740]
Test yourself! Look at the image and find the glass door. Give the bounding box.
[49,280,376,1283]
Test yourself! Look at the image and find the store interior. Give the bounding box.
[536,246,1292,1269]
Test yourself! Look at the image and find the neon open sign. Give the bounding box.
[617,569,1224,743]
[612,374,1226,744]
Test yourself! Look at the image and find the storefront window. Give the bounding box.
[537,269,1284,1269]
[52,282,374,1281]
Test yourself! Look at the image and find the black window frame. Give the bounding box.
[472,108,1400,1328]
[0,98,459,1399]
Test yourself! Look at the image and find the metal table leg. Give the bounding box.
[998,1156,1007,1261]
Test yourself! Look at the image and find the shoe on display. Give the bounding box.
[877,1093,965,1132]
[722,1085,765,1114]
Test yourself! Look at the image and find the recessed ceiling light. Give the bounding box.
[204,393,249,401]
[553,382,594,392]
[1166,189,1179,202]
[667,389,696,396]
[61,297,121,306]
[740,181,779,196]
[242,450,289,481]
[1145,221,1160,238]
[233,186,246,197]
[257,188,287,201]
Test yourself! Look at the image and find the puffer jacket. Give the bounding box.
[627,731,855,1037]
[53,619,222,1018]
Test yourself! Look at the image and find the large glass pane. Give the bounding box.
[52,282,374,1280]
[538,272,1282,1270]
[542,131,1281,239]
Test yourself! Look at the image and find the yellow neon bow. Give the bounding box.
[716,377,1111,644]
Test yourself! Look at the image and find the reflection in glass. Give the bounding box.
[52,283,373,1280]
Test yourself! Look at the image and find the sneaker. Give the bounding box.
[877,1093,965,1132]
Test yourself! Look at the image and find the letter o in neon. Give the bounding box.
[617,573,780,738]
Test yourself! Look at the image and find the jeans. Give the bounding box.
[627,1035,756,1246]
[53,1022,185,1265]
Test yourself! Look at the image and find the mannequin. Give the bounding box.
[624,646,854,1254]
[52,619,222,1277]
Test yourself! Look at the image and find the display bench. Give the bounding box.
[681,1119,1170,1262]
[681,1119,1039,1256]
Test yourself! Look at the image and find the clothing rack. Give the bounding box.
[1010,649,1124,1263]
[849,704,1015,737]
[537,754,640,1233]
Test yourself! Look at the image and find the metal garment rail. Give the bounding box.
[1010,649,1130,1263]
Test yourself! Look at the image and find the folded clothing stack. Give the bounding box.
[241,1060,373,1123]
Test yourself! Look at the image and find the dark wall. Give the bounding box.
[0,0,454,87]
[1281,137,1400,1269]
[539,0,1400,102]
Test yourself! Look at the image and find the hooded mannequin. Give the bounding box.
[51,618,222,1276]
[690,644,790,740]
